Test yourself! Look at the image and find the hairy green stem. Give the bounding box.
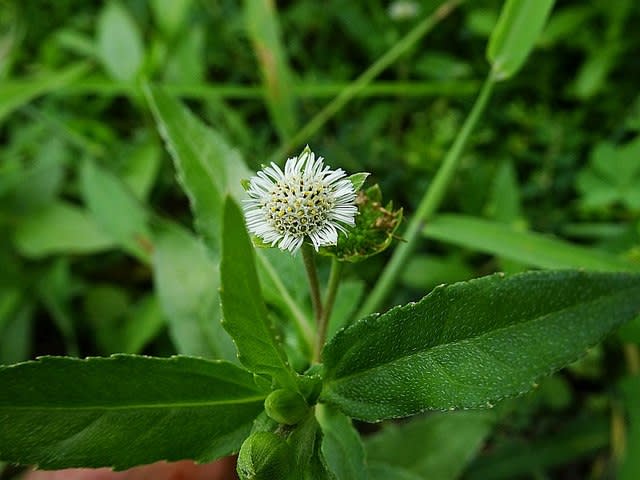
[314,259,343,362]
[302,243,323,326]
[269,0,463,162]
[357,74,496,317]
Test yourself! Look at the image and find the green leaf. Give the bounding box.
[220,197,298,389]
[96,1,144,82]
[80,160,152,262]
[0,63,89,123]
[466,414,609,479]
[619,376,640,479]
[423,214,638,272]
[487,0,555,80]
[347,172,370,192]
[322,270,640,421]
[152,222,236,361]
[367,464,423,480]
[143,84,251,254]
[144,87,311,354]
[0,355,266,470]
[316,404,367,480]
[149,0,193,38]
[13,201,115,258]
[365,411,494,479]
[285,413,331,480]
[244,0,297,140]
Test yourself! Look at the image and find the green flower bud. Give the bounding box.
[237,431,292,480]
[264,389,309,425]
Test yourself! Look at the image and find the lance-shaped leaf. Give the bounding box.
[220,197,298,390]
[0,355,266,470]
[487,0,555,80]
[316,403,367,480]
[322,270,640,422]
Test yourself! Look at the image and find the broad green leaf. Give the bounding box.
[423,214,638,272]
[244,0,297,140]
[322,271,640,421]
[153,222,236,361]
[220,197,297,389]
[96,1,144,82]
[117,294,165,354]
[365,411,494,479]
[0,355,266,470]
[487,0,555,80]
[121,139,162,201]
[0,63,89,123]
[316,403,367,480]
[13,201,114,258]
[619,376,640,479]
[80,160,152,262]
[143,84,250,254]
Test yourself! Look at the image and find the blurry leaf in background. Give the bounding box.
[36,260,79,356]
[401,253,473,291]
[423,214,638,272]
[577,137,640,212]
[121,138,162,201]
[80,159,152,262]
[619,375,640,479]
[0,288,33,364]
[152,222,236,362]
[150,0,193,39]
[326,278,365,341]
[163,25,205,85]
[13,201,115,258]
[366,411,494,480]
[0,63,89,123]
[487,0,555,80]
[84,286,165,355]
[96,1,144,82]
[244,0,298,140]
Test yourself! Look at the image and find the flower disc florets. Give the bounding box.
[244,148,357,253]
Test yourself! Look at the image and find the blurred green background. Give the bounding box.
[1,0,640,478]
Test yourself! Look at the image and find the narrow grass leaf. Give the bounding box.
[423,214,638,272]
[322,270,640,421]
[244,0,297,140]
[0,355,266,470]
[487,0,555,80]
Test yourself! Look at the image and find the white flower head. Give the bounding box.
[244,147,358,253]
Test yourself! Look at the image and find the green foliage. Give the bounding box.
[366,411,494,479]
[487,0,556,80]
[0,356,266,469]
[577,136,640,212]
[2,0,640,477]
[322,271,640,421]
[220,197,299,390]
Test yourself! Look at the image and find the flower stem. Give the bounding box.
[302,243,323,326]
[314,258,343,362]
[357,73,496,317]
